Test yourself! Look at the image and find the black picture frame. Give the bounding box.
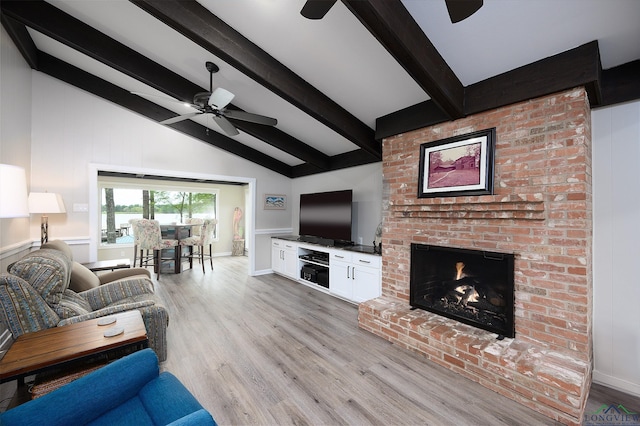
[418,128,496,198]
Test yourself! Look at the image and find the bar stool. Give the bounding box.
[185,217,204,236]
[130,219,179,280]
[179,219,217,273]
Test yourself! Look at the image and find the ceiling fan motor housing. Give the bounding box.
[193,92,211,107]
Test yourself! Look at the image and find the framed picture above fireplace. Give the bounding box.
[418,128,496,198]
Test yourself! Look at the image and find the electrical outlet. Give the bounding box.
[120,251,125,257]
[358,237,363,245]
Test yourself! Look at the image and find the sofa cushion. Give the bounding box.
[139,372,210,425]
[167,409,216,426]
[70,261,100,292]
[87,397,155,426]
[9,249,71,311]
[79,279,155,311]
[0,274,60,337]
[41,240,74,261]
[56,290,92,319]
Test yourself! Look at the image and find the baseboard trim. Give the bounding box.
[253,268,274,276]
[593,370,640,397]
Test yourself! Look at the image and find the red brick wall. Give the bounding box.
[359,88,592,425]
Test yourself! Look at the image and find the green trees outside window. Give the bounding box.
[101,188,217,244]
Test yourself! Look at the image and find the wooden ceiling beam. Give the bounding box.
[0,0,331,171]
[292,149,380,178]
[37,52,294,177]
[343,0,465,120]
[466,41,602,114]
[378,41,606,139]
[599,60,640,108]
[130,0,380,159]
[375,100,450,141]
[0,14,38,69]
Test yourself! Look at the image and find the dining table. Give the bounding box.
[159,223,194,274]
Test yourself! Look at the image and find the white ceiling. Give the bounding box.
[6,0,640,172]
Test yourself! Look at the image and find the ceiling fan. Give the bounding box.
[153,61,277,137]
[301,0,483,24]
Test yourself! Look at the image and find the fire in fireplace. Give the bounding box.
[410,244,515,338]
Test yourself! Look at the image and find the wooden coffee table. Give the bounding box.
[0,310,147,384]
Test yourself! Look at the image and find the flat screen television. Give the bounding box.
[299,189,352,244]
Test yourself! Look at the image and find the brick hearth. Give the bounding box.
[358,88,592,425]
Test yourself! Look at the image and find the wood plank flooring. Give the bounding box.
[155,256,638,425]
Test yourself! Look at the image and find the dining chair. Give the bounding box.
[185,217,204,237]
[179,219,217,273]
[129,219,149,268]
[130,219,179,280]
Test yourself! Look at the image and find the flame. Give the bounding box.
[456,262,465,280]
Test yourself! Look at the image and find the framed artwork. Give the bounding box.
[418,128,496,198]
[264,194,286,210]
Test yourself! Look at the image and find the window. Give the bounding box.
[99,180,218,246]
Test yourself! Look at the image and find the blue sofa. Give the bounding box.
[0,349,216,426]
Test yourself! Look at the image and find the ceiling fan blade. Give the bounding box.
[209,88,235,109]
[301,0,337,20]
[214,115,240,136]
[131,91,197,108]
[445,0,483,23]
[224,109,277,126]
[159,112,201,125]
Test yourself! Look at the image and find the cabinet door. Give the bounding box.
[282,246,299,279]
[352,265,381,303]
[271,244,284,274]
[329,260,352,300]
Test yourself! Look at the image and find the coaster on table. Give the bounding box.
[103,326,124,337]
[97,317,117,326]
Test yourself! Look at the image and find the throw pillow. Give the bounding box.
[70,261,100,292]
[9,249,71,309]
[0,274,60,337]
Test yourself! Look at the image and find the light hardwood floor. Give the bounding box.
[156,256,638,426]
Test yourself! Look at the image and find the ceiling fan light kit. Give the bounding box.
[157,61,277,136]
[209,88,235,109]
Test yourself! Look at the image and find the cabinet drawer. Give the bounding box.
[352,253,381,269]
[329,251,352,263]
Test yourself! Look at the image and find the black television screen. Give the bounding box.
[299,189,352,243]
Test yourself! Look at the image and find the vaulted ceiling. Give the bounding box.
[2,0,639,178]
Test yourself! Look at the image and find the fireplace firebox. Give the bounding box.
[410,244,515,338]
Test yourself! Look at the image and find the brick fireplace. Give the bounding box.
[358,88,592,425]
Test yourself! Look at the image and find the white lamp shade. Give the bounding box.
[28,192,66,214]
[0,164,30,218]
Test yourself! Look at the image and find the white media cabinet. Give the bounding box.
[271,237,381,304]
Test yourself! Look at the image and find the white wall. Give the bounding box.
[292,163,383,245]
[0,27,33,271]
[28,72,292,272]
[592,100,640,397]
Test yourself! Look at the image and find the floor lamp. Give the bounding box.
[28,192,66,244]
[0,164,30,219]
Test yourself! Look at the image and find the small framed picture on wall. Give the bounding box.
[264,194,286,210]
